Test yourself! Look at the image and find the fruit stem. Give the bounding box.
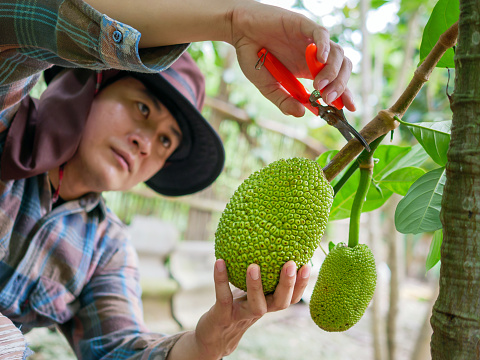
[332,134,386,195]
[348,156,374,248]
[318,243,327,256]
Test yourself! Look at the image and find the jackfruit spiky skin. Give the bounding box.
[309,243,377,332]
[215,157,334,294]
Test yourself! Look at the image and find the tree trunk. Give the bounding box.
[430,0,480,358]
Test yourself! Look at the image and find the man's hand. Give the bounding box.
[227,1,355,117]
[86,0,354,118]
[167,259,311,360]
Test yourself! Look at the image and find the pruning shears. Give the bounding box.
[255,44,370,152]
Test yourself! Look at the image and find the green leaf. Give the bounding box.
[328,241,335,252]
[316,150,351,190]
[371,0,389,9]
[379,167,427,196]
[316,150,339,168]
[426,229,443,272]
[387,143,430,170]
[395,167,446,234]
[370,144,428,182]
[371,145,412,180]
[329,144,427,221]
[330,167,393,221]
[419,0,459,68]
[397,118,451,166]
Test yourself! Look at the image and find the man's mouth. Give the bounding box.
[112,147,133,173]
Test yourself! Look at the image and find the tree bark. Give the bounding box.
[430,0,480,358]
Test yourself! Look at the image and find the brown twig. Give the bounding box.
[323,21,459,182]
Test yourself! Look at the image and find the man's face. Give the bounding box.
[66,77,182,193]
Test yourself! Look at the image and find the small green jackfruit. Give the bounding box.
[309,243,377,332]
[215,157,334,294]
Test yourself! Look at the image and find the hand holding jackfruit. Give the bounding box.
[215,157,334,294]
[309,243,377,332]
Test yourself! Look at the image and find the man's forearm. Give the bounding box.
[84,0,237,47]
[167,330,217,360]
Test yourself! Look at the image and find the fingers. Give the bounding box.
[243,262,311,316]
[266,261,298,311]
[261,87,306,118]
[290,265,311,304]
[341,87,356,112]
[213,260,233,312]
[313,43,353,108]
[253,66,307,117]
[245,264,268,317]
[312,26,332,63]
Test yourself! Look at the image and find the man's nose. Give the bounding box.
[128,131,152,156]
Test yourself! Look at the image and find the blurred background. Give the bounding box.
[26,0,450,358]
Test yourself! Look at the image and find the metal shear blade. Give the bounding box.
[255,46,370,152]
[309,91,371,152]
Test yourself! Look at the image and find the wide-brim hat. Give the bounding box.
[44,53,225,196]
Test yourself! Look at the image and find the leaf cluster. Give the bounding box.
[323,0,458,271]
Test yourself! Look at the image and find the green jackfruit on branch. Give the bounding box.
[215,157,334,294]
[309,243,377,332]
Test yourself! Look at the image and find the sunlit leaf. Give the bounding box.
[316,150,350,189]
[371,0,389,9]
[426,229,443,272]
[397,118,451,166]
[379,167,426,196]
[386,143,430,171]
[372,145,414,180]
[316,150,339,168]
[395,167,446,234]
[372,144,429,183]
[419,0,459,68]
[328,241,335,252]
[329,144,427,221]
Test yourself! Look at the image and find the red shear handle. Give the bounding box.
[257,48,310,104]
[305,43,344,110]
[257,48,319,115]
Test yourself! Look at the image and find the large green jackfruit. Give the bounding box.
[215,157,334,294]
[309,243,377,332]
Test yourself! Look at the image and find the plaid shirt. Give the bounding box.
[0,1,189,359]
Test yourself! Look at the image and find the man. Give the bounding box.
[0,0,354,359]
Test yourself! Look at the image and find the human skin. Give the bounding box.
[86,0,355,115]
[49,77,182,200]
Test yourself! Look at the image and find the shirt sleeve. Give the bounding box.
[0,0,188,131]
[58,222,186,360]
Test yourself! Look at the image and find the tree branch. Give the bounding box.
[323,21,459,183]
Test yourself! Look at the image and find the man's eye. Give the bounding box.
[160,135,171,148]
[137,102,150,117]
